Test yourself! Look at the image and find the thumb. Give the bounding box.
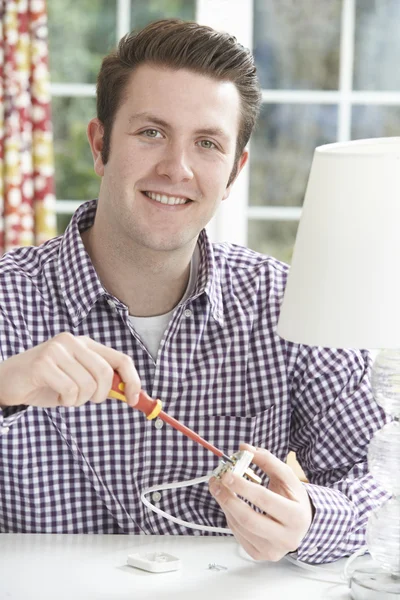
[240,443,295,482]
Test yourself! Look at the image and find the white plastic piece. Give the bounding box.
[127,551,181,573]
[212,450,254,479]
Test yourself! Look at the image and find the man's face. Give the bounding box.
[89,63,247,253]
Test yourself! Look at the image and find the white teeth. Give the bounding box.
[145,191,187,205]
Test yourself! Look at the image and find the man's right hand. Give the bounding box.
[0,333,141,409]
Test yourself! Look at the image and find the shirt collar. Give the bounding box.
[58,201,224,327]
[58,200,107,326]
[193,230,225,326]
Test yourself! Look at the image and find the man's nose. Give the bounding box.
[155,144,194,183]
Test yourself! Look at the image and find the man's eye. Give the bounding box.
[199,139,216,149]
[141,129,161,138]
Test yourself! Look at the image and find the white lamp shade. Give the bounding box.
[277,137,400,349]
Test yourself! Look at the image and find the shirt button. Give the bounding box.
[154,418,164,430]
[307,546,319,556]
[184,308,192,317]
[1,427,10,435]
[152,492,162,503]
[107,299,116,309]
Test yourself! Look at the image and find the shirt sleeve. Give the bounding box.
[287,344,390,563]
[0,306,31,433]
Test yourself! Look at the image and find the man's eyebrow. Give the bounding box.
[128,113,230,140]
[193,127,230,141]
[128,112,169,128]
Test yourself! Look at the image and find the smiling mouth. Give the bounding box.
[143,191,191,205]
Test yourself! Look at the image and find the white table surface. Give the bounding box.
[0,534,352,600]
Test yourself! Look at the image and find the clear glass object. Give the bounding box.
[367,350,400,576]
[368,421,400,495]
[371,350,400,417]
[366,498,400,574]
[350,349,400,598]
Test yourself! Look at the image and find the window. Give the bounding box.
[248,0,400,262]
[48,0,400,263]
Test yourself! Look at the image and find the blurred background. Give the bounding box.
[46,0,400,264]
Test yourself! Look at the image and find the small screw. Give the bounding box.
[208,563,227,571]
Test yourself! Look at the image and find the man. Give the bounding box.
[0,19,387,564]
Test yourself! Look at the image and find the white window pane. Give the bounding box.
[130,0,196,28]
[48,0,117,84]
[52,97,99,201]
[351,106,400,139]
[354,0,400,91]
[250,104,337,207]
[247,220,299,264]
[57,214,73,235]
[253,0,341,90]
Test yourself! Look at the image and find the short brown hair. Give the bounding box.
[96,19,261,180]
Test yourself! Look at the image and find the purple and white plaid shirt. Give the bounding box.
[0,200,388,563]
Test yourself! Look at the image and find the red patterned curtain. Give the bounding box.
[0,0,56,255]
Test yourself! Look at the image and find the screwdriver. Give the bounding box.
[109,372,234,464]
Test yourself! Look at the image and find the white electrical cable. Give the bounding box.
[284,546,369,584]
[141,471,369,585]
[284,553,346,584]
[141,473,233,534]
[343,546,369,581]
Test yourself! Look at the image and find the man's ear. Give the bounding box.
[222,149,249,200]
[87,118,105,177]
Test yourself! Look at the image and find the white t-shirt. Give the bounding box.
[128,245,200,361]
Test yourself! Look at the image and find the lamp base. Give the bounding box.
[350,563,400,599]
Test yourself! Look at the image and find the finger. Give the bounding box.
[210,478,297,557]
[216,488,291,560]
[241,443,302,491]
[225,511,286,562]
[38,333,138,406]
[60,345,114,405]
[33,342,95,407]
[79,337,141,404]
[224,513,265,560]
[209,477,284,541]
[232,532,261,561]
[46,350,101,406]
[220,471,295,524]
[50,334,140,404]
[39,363,80,407]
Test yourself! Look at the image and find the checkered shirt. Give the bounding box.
[0,200,388,563]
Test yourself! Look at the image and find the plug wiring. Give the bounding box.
[141,473,232,534]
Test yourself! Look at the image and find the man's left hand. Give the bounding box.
[208,443,314,561]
